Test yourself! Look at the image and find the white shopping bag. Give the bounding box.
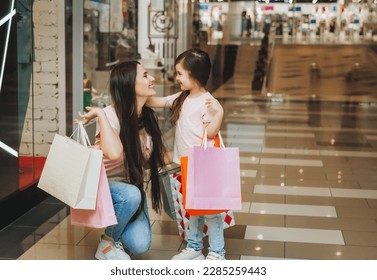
[37,123,103,209]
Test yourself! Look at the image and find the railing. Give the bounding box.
[251,31,275,95]
[261,34,275,96]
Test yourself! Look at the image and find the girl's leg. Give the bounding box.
[171,215,205,259]
[121,198,152,255]
[104,181,141,242]
[186,215,205,251]
[205,214,225,256]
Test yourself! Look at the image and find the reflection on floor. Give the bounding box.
[1,44,377,260]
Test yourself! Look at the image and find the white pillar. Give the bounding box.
[72,0,83,125]
[57,0,66,135]
[138,0,150,58]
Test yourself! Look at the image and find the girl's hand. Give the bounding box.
[205,98,223,116]
[205,98,224,139]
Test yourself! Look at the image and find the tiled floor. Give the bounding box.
[3,43,377,260]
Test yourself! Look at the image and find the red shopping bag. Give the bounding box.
[70,161,117,228]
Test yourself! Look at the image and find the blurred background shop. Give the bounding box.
[1,0,377,260]
[198,0,377,44]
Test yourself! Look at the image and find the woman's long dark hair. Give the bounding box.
[109,61,165,220]
[171,48,212,125]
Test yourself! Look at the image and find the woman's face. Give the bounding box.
[135,64,156,98]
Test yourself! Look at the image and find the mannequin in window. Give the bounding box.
[16,0,34,144]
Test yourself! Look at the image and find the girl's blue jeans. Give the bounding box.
[187,214,225,256]
[104,180,151,255]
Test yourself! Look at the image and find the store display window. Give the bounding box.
[83,0,138,103]
[0,0,40,203]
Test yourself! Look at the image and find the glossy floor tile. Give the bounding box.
[249,202,338,217]
[244,225,345,245]
[1,44,377,260]
[254,185,333,197]
[259,158,323,167]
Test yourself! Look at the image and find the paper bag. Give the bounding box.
[185,145,242,210]
[37,124,102,209]
[70,162,117,228]
[169,171,235,241]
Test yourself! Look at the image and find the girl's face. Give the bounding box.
[175,61,197,91]
[135,64,156,97]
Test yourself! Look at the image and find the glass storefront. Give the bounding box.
[0,1,142,218]
[1,0,19,201]
[83,0,138,111]
[0,0,38,202]
[0,0,55,228]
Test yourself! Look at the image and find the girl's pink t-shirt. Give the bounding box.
[167,92,216,164]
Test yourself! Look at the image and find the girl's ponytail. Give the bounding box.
[170,90,190,126]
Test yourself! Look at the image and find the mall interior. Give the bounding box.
[1,0,377,260]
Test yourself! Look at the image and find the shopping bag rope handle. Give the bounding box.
[70,122,91,147]
[202,126,225,150]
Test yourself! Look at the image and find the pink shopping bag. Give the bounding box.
[169,170,235,241]
[70,162,117,228]
[185,142,242,210]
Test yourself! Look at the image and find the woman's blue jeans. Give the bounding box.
[104,180,151,255]
[187,214,225,256]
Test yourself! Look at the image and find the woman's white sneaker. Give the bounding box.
[95,235,131,260]
[172,248,205,260]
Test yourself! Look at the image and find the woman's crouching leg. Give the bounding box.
[121,200,152,255]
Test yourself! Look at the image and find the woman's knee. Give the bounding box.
[109,181,142,207]
[124,227,151,254]
[127,238,151,255]
[122,213,152,255]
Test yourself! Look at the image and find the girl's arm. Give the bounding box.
[146,96,171,108]
[79,107,123,160]
[146,92,181,108]
[205,98,224,139]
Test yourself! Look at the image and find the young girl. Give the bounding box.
[147,48,225,260]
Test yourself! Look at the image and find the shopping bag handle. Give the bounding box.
[202,126,225,150]
[70,122,91,147]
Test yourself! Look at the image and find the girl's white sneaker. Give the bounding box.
[171,248,205,260]
[206,252,226,260]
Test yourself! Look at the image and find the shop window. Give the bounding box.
[83,0,138,106]
[0,0,45,202]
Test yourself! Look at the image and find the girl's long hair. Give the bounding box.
[171,48,212,125]
[109,61,165,220]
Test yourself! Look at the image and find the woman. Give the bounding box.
[79,61,166,260]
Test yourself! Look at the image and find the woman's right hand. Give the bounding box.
[78,106,103,125]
